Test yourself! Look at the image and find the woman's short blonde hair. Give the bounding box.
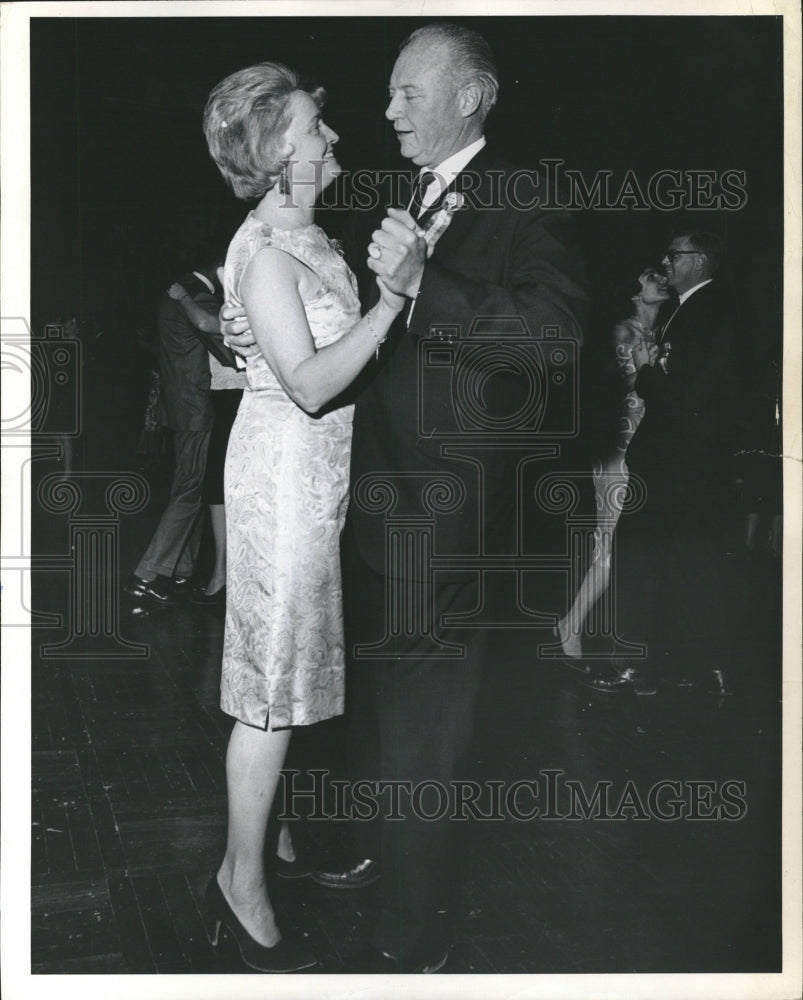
[203,62,326,200]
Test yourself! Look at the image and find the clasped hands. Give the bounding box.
[366,206,431,298]
[219,208,428,355]
[632,340,660,370]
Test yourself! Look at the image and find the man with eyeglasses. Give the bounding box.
[590,230,745,696]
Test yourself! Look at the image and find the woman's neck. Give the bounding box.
[632,298,661,332]
[253,185,314,230]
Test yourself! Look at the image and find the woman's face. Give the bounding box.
[282,90,340,197]
[638,269,671,305]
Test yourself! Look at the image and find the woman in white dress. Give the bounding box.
[200,62,404,972]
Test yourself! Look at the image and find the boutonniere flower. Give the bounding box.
[658,340,672,373]
[422,192,466,248]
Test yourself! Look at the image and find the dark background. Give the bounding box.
[32,15,783,342]
[25,17,785,974]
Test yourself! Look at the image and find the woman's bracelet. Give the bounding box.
[366,307,388,359]
[179,293,190,304]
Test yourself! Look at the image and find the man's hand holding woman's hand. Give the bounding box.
[633,340,659,370]
[367,207,429,298]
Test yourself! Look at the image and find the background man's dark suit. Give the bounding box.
[616,279,745,682]
[341,148,588,960]
[134,272,230,582]
[157,273,227,432]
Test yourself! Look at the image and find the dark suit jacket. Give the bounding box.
[344,147,590,576]
[627,279,744,508]
[157,273,228,432]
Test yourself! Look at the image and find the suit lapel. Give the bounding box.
[659,281,715,343]
[419,151,497,258]
[659,301,681,341]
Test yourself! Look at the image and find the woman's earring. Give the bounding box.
[278,163,289,196]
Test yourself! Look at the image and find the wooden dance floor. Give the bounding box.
[30,456,782,975]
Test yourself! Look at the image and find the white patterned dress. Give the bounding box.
[591,318,657,564]
[221,213,360,729]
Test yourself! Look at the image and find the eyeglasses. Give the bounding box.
[664,250,699,261]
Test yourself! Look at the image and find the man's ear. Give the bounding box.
[458,82,483,118]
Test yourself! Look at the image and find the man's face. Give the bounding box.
[661,236,704,295]
[385,42,467,167]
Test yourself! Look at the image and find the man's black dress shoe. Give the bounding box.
[580,663,657,696]
[191,585,226,607]
[275,855,312,880]
[345,942,448,974]
[580,665,638,693]
[123,574,190,604]
[676,669,733,696]
[311,858,380,890]
[707,668,733,696]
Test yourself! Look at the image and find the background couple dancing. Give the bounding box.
[196,21,588,974]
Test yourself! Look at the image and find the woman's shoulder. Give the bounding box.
[229,211,286,256]
[225,215,304,304]
[612,319,639,343]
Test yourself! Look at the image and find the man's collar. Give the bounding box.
[418,136,486,209]
[192,271,215,294]
[678,278,713,305]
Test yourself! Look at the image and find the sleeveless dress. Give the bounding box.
[220,212,361,729]
[591,318,657,564]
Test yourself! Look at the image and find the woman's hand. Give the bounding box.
[168,282,188,301]
[367,207,428,298]
[632,339,659,370]
[376,277,406,314]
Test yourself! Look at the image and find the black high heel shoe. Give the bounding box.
[205,875,317,973]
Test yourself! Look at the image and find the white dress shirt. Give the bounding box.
[678,278,713,306]
[415,136,487,215]
[406,137,486,322]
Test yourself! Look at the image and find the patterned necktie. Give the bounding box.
[407,170,437,218]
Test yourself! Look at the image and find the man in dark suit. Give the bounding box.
[589,230,743,694]
[321,23,587,971]
[125,256,230,603]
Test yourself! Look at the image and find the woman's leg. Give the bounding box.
[217,721,292,946]
[205,504,227,595]
[558,548,613,658]
[557,456,625,658]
